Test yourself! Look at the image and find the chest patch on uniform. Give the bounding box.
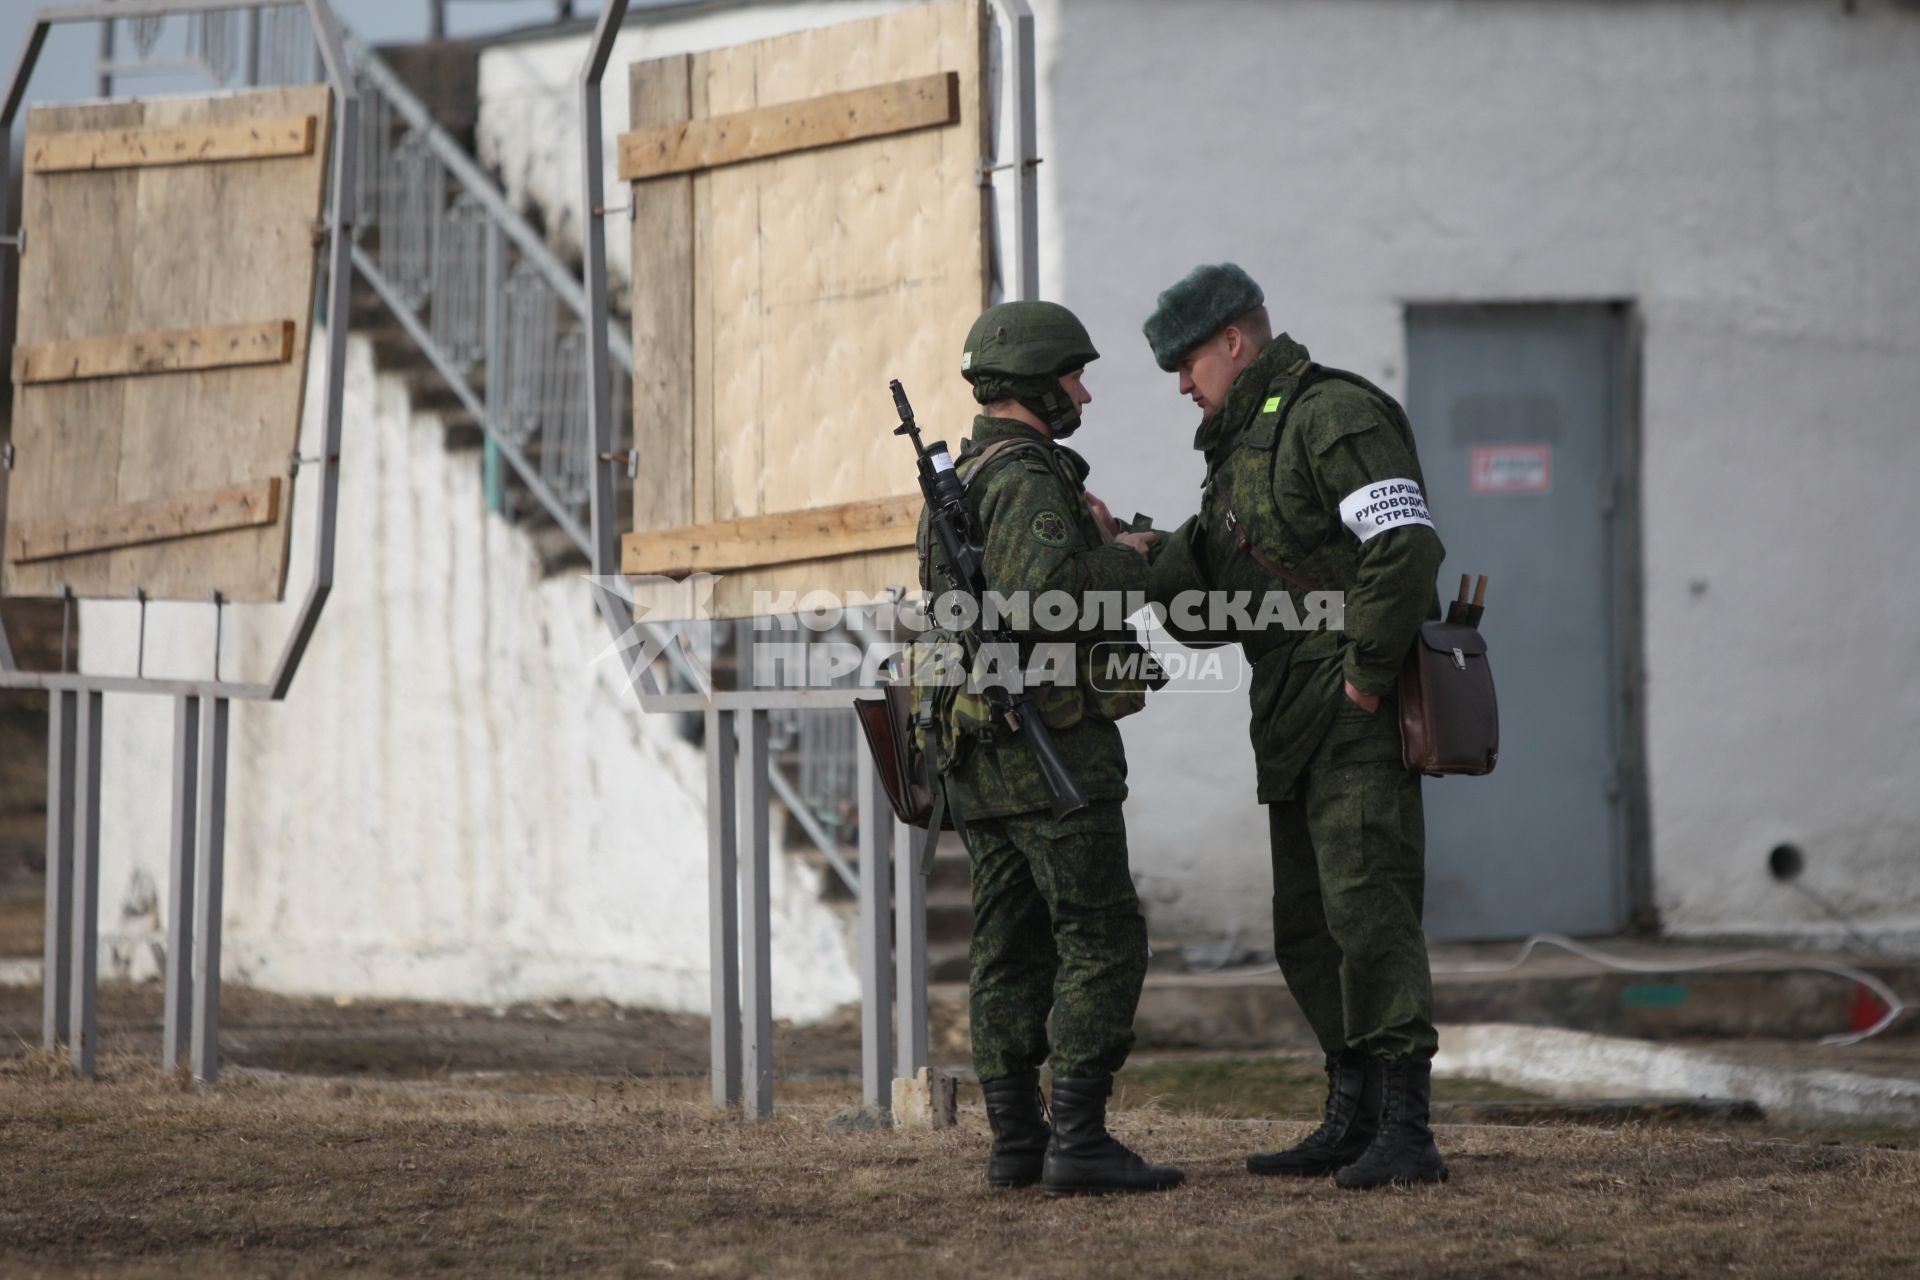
[1339,478,1435,543]
[1029,509,1071,546]
[1262,394,1285,414]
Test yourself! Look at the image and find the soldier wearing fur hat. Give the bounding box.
[1141,264,1450,1189]
[916,299,1182,1196]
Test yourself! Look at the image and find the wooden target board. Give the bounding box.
[2,85,333,603]
[619,0,988,618]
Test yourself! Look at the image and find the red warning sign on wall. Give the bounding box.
[1470,444,1552,495]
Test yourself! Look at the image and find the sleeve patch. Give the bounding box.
[1339,479,1435,543]
[1029,509,1072,546]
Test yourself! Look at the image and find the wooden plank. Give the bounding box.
[622,493,922,576]
[3,85,333,602]
[689,53,716,527]
[8,478,281,565]
[13,319,295,385]
[628,55,696,533]
[618,71,958,181]
[26,115,317,173]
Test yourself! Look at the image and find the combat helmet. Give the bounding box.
[961,300,1099,437]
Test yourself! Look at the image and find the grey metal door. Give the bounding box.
[1403,305,1635,940]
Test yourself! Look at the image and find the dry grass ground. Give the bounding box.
[3,1053,1919,1280]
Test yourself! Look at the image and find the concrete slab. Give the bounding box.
[1434,1024,1920,1126]
[1120,937,1916,1052]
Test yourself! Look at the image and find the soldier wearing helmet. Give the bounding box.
[916,300,1182,1196]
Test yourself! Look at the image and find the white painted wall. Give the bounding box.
[466,0,1920,955]
[1033,0,1920,950]
[84,334,861,1020]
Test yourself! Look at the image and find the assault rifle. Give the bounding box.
[891,379,1087,819]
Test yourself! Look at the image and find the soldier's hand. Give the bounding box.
[1343,679,1381,714]
[1083,490,1121,542]
[1114,530,1159,558]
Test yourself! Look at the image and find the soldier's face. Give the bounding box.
[1059,368,1092,410]
[1177,327,1256,417]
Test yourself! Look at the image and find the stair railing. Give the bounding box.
[345,34,614,555]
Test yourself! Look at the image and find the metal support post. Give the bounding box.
[998,0,1040,301]
[578,0,627,640]
[67,690,103,1077]
[95,7,115,99]
[163,698,201,1072]
[705,705,742,1109]
[894,819,929,1075]
[41,691,77,1050]
[242,3,261,88]
[190,697,230,1083]
[856,744,894,1112]
[736,703,774,1119]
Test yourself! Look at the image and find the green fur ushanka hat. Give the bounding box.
[1142,263,1265,372]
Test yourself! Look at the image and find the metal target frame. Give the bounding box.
[577,0,1041,1120]
[0,0,359,1082]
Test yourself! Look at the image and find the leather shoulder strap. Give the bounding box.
[1225,510,1322,593]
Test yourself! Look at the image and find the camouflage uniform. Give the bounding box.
[1149,334,1446,1061]
[919,414,1153,1082]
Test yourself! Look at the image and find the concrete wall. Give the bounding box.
[83,334,861,1020]
[472,1,912,287]
[464,0,1920,956]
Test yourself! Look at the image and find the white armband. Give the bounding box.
[1338,479,1434,544]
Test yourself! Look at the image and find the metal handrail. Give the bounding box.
[348,39,617,350]
[342,34,633,559]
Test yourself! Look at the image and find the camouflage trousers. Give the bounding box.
[1268,697,1438,1061]
[964,800,1149,1082]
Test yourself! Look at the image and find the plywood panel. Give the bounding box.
[623,1,987,620]
[3,85,333,602]
[617,72,959,181]
[628,55,695,534]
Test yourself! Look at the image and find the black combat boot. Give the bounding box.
[1334,1055,1449,1189]
[980,1072,1050,1188]
[1041,1075,1186,1196]
[1247,1050,1382,1177]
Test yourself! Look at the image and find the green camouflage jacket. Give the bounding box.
[916,415,1153,821]
[1147,335,1445,801]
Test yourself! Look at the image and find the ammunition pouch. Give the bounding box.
[903,629,1161,774]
